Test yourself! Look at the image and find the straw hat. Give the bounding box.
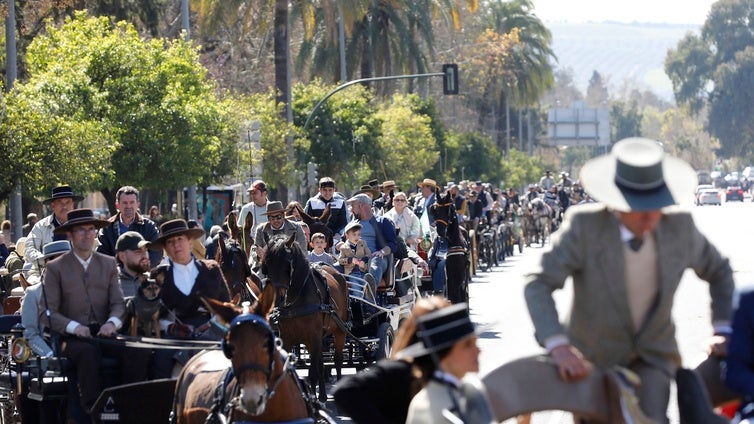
[417,178,437,189]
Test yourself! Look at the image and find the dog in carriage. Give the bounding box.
[126,269,165,338]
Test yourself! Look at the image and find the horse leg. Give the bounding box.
[308,340,328,403]
[333,329,346,381]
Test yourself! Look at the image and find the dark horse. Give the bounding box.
[429,188,469,304]
[216,237,262,303]
[224,210,254,259]
[289,202,334,250]
[262,233,349,402]
[172,283,328,424]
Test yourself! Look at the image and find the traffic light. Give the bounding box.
[307,162,318,186]
[443,64,459,95]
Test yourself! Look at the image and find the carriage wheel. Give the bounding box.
[375,323,394,361]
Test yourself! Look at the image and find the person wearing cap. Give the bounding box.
[305,176,348,242]
[22,213,38,237]
[21,240,71,358]
[403,303,494,424]
[254,201,307,263]
[384,191,422,251]
[236,179,271,237]
[25,185,83,280]
[115,231,152,299]
[373,180,396,213]
[97,186,161,268]
[524,138,735,422]
[336,221,371,278]
[40,208,150,412]
[345,193,397,292]
[413,178,437,227]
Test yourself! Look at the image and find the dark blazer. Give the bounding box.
[158,259,230,328]
[525,203,734,376]
[40,251,125,334]
[333,359,417,424]
[97,212,161,267]
[726,290,754,396]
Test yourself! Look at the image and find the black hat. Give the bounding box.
[116,231,150,252]
[150,219,205,250]
[43,185,84,205]
[53,209,109,234]
[396,303,475,359]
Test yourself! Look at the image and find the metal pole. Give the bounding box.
[6,1,22,242]
[182,0,198,220]
[338,4,347,84]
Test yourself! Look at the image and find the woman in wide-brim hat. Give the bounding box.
[149,219,205,250]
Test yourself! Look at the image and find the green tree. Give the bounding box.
[586,70,609,108]
[452,132,502,183]
[500,148,545,189]
[5,12,238,210]
[610,99,642,142]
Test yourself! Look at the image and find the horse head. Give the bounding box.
[431,188,457,239]
[203,283,277,416]
[262,233,309,308]
[218,238,260,302]
[298,205,333,248]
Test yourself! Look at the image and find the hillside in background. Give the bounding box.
[548,22,701,102]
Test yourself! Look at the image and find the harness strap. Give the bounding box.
[205,368,234,424]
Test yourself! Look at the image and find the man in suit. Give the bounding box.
[524,138,735,423]
[41,209,150,413]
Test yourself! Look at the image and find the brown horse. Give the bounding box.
[261,233,348,402]
[172,283,326,424]
[216,237,262,303]
[289,202,333,249]
[224,210,254,259]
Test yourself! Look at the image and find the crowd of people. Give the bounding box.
[0,136,750,423]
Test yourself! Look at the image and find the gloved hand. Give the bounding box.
[167,322,194,339]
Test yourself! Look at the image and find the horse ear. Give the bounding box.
[230,293,241,305]
[256,282,276,317]
[285,232,297,248]
[244,210,254,229]
[201,297,238,326]
[320,203,331,222]
[299,205,314,226]
[435,187,440,198]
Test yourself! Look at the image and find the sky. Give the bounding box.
[531,0,717,25]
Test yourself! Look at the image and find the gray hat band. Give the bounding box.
[614,159,665,191]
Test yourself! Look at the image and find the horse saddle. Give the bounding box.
[482,355,654,423]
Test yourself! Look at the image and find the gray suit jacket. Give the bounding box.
[524,203,734,376]
[39,251,125,335]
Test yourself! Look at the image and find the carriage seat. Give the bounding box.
[376,254,395,291]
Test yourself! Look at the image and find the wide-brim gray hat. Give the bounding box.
[579,137,696,212]
[41,240,71,259]
[396,303,475,359]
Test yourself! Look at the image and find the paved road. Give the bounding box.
[327,198,754,423]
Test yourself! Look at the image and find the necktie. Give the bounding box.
[629,237,643,252]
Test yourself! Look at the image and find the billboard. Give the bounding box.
[547,104,610,147]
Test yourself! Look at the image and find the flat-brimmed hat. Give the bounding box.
[53,209,109,234]
[150,219,205,249]
[41,240,71,260]
[417,178,437,189]
[357,185,380,199]
[344,221,363,234]
[367,179,380,188]
[43,185,84,205]
[579,137,696,212]
[381,180,396,190]
[396,303,475,359]
[261,201,285,216]
[14,237,26,258]
[116,231,151,252]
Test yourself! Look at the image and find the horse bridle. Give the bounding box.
[270,244,312,308]
[223,240,258,302]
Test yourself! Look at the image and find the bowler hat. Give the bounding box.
[396,303,475,359]
[150,219,205,249]
[116,231,150,252]
[417,178,437,189]
[43,185,84,205]
[41,240,71,260]
[53,209,108,234]
[579,137,696,212]
[261,201,286,216]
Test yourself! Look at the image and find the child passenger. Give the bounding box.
[307,232,335,266]
[336,221,370,278]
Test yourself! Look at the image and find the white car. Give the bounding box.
[697,188,721,205]
[694,184,714,205]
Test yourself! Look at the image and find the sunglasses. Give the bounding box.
[394,198,407,202]
[269,214,284,221]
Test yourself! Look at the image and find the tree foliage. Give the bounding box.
[610,99,642,142]
[2,12,238,208]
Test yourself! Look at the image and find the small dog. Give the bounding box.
[127,270,164,338]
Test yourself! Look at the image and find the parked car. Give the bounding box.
[697,188,721,206]
[726,186,745,202]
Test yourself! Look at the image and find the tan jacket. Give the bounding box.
[338,240,370,275]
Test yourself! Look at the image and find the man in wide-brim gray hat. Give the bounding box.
[524,137,734,423]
